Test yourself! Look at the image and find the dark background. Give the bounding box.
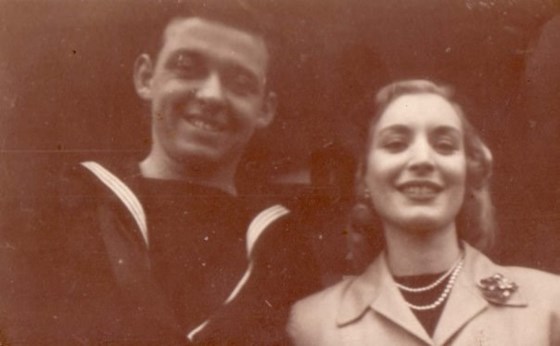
[1,0,560,273]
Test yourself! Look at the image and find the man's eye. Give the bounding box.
[173,55,203,76]
[229,74,258,95]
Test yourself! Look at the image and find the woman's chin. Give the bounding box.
[398,216,454,235]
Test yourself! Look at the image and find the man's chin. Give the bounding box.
[173,146,237,171]
[175,151,221,168]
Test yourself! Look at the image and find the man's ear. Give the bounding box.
[133,54,154,100]
[257,91,277,128]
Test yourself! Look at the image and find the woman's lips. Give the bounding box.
[398,181,443,200]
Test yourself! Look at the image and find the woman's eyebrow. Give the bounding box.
[432,126,462,136]
[377,125,410,136]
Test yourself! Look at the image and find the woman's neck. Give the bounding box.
[383,222,461,276]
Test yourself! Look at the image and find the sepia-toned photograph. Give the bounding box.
[1,0,560,344]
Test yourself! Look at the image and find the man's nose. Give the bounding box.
[408,139,435,173]
[196,73,225,105]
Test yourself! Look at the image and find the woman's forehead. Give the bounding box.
[375,93,463,132]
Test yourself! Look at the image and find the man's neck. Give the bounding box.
[139,154,237,195]
[383,222,461,276]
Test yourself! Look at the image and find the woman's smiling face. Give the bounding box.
[365,93,467,234]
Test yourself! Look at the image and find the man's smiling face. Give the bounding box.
[137,17,275,172]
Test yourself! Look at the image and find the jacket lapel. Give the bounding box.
[432,244,488,344]
[337,253,433,345]
[337,244,530,345]
[433,243,528,344]
[371,258,434,345]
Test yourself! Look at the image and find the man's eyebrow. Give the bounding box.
[227,63,259,81]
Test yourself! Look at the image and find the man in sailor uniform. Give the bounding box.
[0,1,321,344]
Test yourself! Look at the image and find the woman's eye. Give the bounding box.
[434,140,457,154]
[383,139,407,152]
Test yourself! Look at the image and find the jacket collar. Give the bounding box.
[336,242,528,345]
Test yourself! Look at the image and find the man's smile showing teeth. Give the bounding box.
[186,117,225,132]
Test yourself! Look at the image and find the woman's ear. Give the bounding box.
[133,54,154,100]
[468,138,493,190]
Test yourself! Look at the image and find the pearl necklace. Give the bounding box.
[396,255,464,293]
[402,259,464,311]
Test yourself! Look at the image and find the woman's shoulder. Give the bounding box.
[288,277,357,344]
[502,265,560,297]
[292,277,356,316]
[468,245,560,300]
[505,264,560,280]
[474,261,560,311]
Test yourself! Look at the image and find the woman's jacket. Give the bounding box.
[288,243,560,346]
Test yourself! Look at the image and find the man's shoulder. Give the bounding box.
[11,158,141,232]
[246,203,302,256]
[56,158,141,200]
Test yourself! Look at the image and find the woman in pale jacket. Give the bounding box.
[288,79,560,345]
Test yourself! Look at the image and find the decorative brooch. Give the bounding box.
[477,273,518,304]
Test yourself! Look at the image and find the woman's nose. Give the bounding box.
[408,139,435,173]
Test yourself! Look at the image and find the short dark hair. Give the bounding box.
[137,0,275,71]
[352,79,496,251]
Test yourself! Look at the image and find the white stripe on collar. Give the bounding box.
[187,204,290,342]
[81,161,149,247]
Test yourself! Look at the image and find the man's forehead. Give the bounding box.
[161,17,269,67]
